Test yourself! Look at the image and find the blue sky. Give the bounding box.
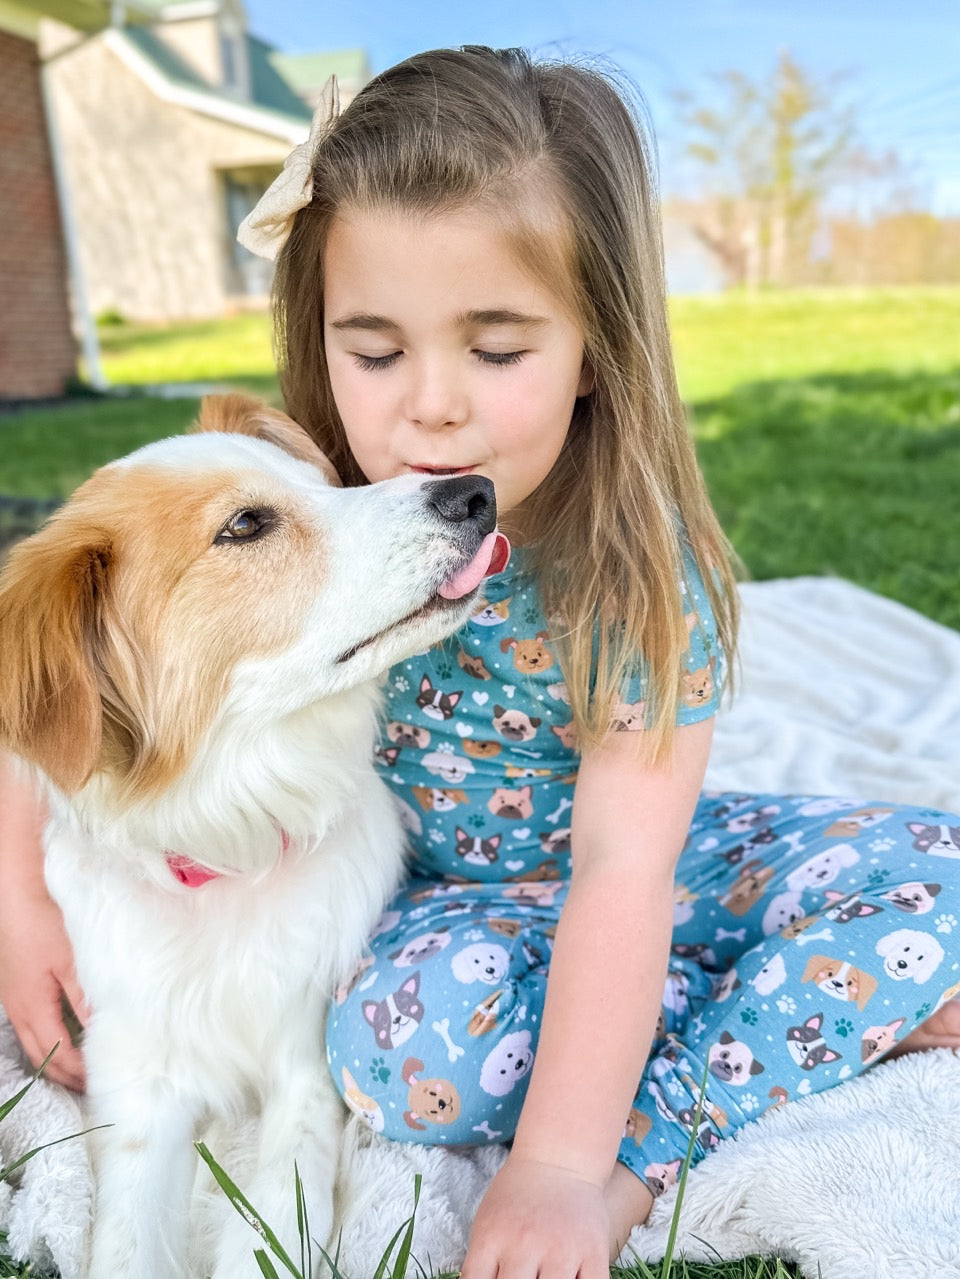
[243,0,960,215]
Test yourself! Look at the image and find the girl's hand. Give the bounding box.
[461,1153,612,1279]
[0,888,87,1091]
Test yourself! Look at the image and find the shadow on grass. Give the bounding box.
[691,365,960,630]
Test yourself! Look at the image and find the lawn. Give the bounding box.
[2,287,958,629]
[0,287,956,1278]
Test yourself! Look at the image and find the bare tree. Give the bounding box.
[674,52,857,287]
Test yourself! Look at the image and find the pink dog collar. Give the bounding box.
[166,830,290,888]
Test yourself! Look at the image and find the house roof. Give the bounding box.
[268,47,368,93]
[10,0,153,30]
[107,22,314,141]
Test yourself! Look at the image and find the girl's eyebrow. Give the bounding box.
[329,309,550,332]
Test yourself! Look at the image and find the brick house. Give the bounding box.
[0,0,122,398]
[41,3,368,321]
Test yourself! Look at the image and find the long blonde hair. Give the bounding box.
[274,45,739,760]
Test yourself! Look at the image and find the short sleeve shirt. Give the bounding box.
[375,545,720,882]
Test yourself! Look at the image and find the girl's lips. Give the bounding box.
[409,465,476,475]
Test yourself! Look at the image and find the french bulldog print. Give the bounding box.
[362,973,425,1050]
[644,1159,682,1198]
[416,675,463,721]
[908,822,960,859]
[823,891,884,924]
[786,1012,842,1071]
[861,1017,906,1064]
[455,827,502,866]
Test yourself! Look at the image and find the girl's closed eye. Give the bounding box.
[476,349,526,367]
[352,351,403,371]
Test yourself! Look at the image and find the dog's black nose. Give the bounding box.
[424,475,496,534]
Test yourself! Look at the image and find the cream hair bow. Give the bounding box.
[237,75,340,261]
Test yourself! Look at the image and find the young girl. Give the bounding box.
[2,42,959,1278]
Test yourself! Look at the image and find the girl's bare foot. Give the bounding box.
[605,1161,654,1261]
[888,998,960,1057]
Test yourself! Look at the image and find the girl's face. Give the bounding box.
[323,205,591,540]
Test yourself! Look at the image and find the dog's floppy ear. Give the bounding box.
[195,394,342,486]
[0,519,108,792]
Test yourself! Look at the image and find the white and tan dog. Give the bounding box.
[0,396,506,1279]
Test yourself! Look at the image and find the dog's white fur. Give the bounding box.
[0,396,494,1278]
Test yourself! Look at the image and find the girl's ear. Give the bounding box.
[195,393,343,487]
[0,523,108,793]
[576,359,595,397]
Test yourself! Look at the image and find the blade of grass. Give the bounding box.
[660,1057,711,1277]
[255,1249,284,1279]
[195,1142,302,1278]
[0,1124,109,1182]
[389,1173,421,1279]
[0,1043,59,1125]
[294,1163,312,1279]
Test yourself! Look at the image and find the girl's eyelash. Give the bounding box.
[353,352,402,371]
[351,350,526,371]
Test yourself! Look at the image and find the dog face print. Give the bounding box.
[762,891,806,936]
[720,860,775,916]
[341,1067,385,1132]
[551,721,578,749]
[389,928,451,967]
[421,750,475,784]
[750,953,787,996]
[677,1108,721,1152]
[457,647,492,680]
[801,954,878,1011]
[708,1031,764,1085]
[681,662,714,709]
[362,973,425,1050]
[462,738,502,759]
[881,881,941,914]
[451,942,511,985]
[823,891,884,925]
[479,1030,535,1096]
[717,826,777,867]
[402,1057,461,1129]
[786,1013,842,1070]
[785,844,860,892]
[488,785,534,820]
[416,675,462,721]
[412,786,469,812]
[454,827,501,866]
[492,706,541,743]
[644,1159,682,1198]
[539,828,571,856]
[710,967,741,1002]
[908,822,960,859]
[499,632,554,673]
[623,1107,653,1146]
[861,1017,906,1064]
[823,807,894,839]
[471,598,511,627]
[725,804,780,835]
[875,929,945,983]
[611,700,647,732]
[386,721,431,749]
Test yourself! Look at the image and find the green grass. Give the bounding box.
[1,286,958,631]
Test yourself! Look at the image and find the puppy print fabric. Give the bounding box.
[326,550,960,1186]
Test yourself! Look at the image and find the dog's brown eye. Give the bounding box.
[215,508,275,544]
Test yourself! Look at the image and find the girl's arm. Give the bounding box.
[462,717,714,1279]
[0,752,87,1090]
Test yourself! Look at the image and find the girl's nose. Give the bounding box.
[404,362,468,430]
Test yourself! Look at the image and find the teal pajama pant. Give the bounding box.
[326,791,960,1196]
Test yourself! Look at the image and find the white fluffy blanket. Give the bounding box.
[1,577,958,1277]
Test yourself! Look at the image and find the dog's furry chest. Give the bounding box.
[44,800,403,1101]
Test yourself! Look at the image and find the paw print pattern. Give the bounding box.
[935,913,957,935]
[466,813,486,829]
[869,836,895,853]
[739,1091,760,1114]
[776,994,798,1015]
[740,1008,759,1026]
[915,1002,932,1021]
[394,676,410,692]
[427,829,447,845]
[866,868,893,887]
[369,1057,390,1084]
[834,1017,854,1038]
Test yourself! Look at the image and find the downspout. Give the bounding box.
[38,53,108,391]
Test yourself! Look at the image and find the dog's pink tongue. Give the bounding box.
[439,532,511,600]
